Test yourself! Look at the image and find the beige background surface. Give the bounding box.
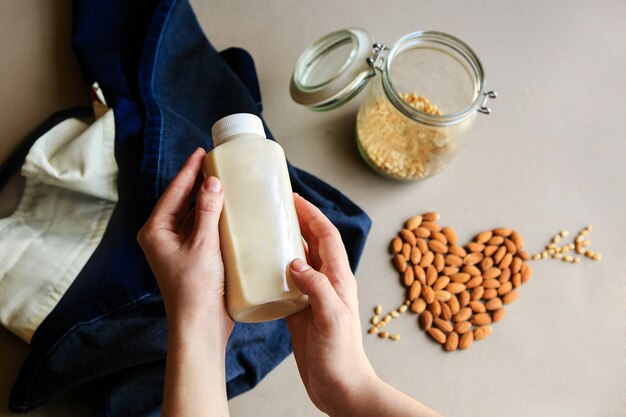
[1,1,625,416]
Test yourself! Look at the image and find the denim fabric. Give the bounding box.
[7,0,371,414]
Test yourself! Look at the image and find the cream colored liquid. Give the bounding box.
[203,134,308,322]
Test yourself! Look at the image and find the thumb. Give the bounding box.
[289,258,343,321]
[189,176,224,248]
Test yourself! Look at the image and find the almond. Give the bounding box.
[405,215,423,230]
[499,268,511,283]
[400,229,416,246]
[470,286,485,301]
[485,297,503,311]
[475,231,492,244]
[459,330,474,349]
[420,251,435,268]
[435,290,452,303]
[487,236,504,246]
[458,290,470,307]
[521,263,532,284]
[492,308,507,323]
[442,226,458,246]
[421,221,441,233]
[504,238,517,254]
[464,252,484,265]
[434,252,445,272]
[510,231,523,250]
[428,299,441,317]
[440,301,452,321]
[469,300,486,313]
[434,317,454,333]
[422,211,440,222]
[431,231,448,244]
[414,227,430,238]
[402,244,413,261]
[414,265,426,284]
[453,307,472,322]
[454,321,472,334]
[428,240,449,254]
[409,280,422,300]
[410,246,422,265]
[451,272,471,283]
[483,268,502,281]
[411,298,427,314]
[519,250,530,261]
[433,276,451,291]
[480,256,494,271]
[443,266,459,276]
[484,245,499,256]
[416,238,429,254]
[498,253,513,270]
[511,272,522,288]
[511,256,523,274]
[467,242,485,253]
[421,285,435,304]
[446,282,466,295]
[449,245,467,257]
[447,295,460,315]
[466,276,484,289]
[419,310,433,330]
[494,246,507,264]
[463,265,482,276]
[390,236,402,254]
[482,278,501,289]
[498,281,513,296]
[473,325,493,340]
[393,254,407,272]
[403,267,415,287]
[502,290,519,305]
[482,288,498,300]
[493,228,513,237]
[445,254,463,267]
[471,313,491,326]
[444,331,459,351]
[427,327,446,344]
[426,265,438,286]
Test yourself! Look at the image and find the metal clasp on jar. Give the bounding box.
[478,91,498,114]
[366,43,388,74]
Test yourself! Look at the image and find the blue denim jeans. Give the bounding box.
[6,0,371,415]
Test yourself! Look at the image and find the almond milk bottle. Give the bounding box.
[203,113,309,322]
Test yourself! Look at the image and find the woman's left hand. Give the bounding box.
[137,148,233,341]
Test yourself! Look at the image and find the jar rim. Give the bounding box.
[382,31,486,126]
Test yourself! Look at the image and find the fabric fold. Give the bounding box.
[0,109,117,343]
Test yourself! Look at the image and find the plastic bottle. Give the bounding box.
[203,113,309,322]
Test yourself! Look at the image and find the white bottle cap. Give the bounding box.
[211,113,266,146]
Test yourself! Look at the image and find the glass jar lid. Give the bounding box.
[292,28,497,119]
[290,28,375,111]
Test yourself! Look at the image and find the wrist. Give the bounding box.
[167,309,233,350]
[328,371,383,417]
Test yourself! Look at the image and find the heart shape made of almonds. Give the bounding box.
[387,212,532,351]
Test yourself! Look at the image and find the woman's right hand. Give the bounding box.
[288,194,444,417]
[287,194,377,415]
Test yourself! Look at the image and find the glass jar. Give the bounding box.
[291,28,497,181]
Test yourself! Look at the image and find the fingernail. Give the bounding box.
[204,176,222,193]
[291,258,310,272]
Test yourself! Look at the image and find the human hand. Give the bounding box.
[287,195,377,415]
[137,148,233,342]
